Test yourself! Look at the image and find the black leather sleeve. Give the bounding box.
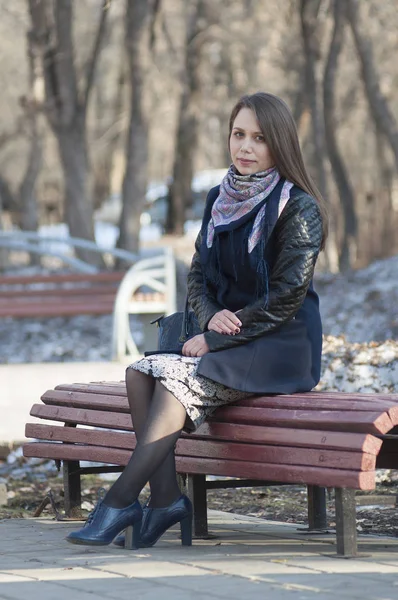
[203,193,323,351]
[187,229,224,330]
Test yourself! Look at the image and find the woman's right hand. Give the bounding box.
[207,309,242,335]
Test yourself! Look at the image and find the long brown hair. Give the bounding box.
[228,92,328,247]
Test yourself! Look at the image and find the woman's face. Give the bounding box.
[229,107,274,175]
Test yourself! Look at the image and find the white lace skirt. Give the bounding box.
[128,353,252,431]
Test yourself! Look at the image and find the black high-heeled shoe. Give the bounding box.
[66,489,142,548]
[114,494,193,548]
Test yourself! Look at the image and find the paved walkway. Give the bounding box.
[1,361,132,444]
[1,511,398,599]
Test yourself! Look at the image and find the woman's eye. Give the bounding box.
[234,132,243,137]
[256,136,264,142]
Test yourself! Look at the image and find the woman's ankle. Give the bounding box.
[147,489,181,509]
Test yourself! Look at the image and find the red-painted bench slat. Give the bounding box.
[0,273,125,285]
[41,390,130,413]
[30,404,132,430]
[51,384,398,407]
[23,442,375,490]
[41,388,397,416]
[28,404,385,454]
[54,383,127,396]
[24,423,375,471]
[0,303,115,318]
[0,286,119,299]
[242,396,398,412]
[213,406,394,434]
[31,402,392,435]
[195,422,382,454]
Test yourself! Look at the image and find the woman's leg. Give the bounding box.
[124,368,181,508]
[104,378,186,509]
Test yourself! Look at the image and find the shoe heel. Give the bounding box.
[124,518,142,550]
[180,514,192,546]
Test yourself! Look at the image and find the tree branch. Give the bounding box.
[82,0,111,110]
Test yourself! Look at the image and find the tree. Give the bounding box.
[27,0,110,264]
[346,0,398,171]
[323,0,357,271]
[117,0,160,253]
[165,0,207,235]
[299,0,327,198]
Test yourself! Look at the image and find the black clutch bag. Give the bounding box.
[145,299,202,355]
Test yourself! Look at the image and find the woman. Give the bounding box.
[67,92,327,548]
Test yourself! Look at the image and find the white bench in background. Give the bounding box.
[111,247,177,360]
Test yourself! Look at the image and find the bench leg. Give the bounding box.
[63,460,82,518]
[335,488,357,557]
[307,485,328,530]
[187,474,208,538]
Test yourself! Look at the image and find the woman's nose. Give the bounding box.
[241,139,253,153]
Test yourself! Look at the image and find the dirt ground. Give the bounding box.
[1,474,397,538]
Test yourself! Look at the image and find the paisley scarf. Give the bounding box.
[206,165,293,253]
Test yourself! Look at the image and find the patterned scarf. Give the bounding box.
[206,165,293,253]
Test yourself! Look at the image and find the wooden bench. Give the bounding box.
[23,382,398,557]
[0,249,176,357]
[0,272,125,318]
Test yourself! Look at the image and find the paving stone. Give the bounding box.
[283,555,398,574]
[1,515,398,600]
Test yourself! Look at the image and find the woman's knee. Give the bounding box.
[125,367,154,393]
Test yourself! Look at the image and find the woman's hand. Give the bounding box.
[207,309,242,335]
[182,334,210,357]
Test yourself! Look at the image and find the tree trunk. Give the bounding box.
[27,0,109,265]
[19,118,42,233]
[57,114,96,246]
[299,0,327,198]
[166,0,205,235]
[346,0,398,170]
[92,51,126,210]
[117,0,156,253]
[323,0,357,271]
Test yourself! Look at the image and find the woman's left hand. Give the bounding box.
[182,334,210,357]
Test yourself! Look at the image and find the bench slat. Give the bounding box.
[51,383,398,406]
[0,286,119,298]
[24,423,375,470]
[26,420,381,457]
[54,383,127,396]
[41,390,129,413]
[213,406,394,434]
[243,396,398,412]
[30,403,393,443]
[195,422,382,454]
[23,442,375,490]
[41,389,397,416]
[0,303,115,318]
[30,404,133,430]
[0,273,124,285]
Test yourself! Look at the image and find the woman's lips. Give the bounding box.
[238,158,255,165]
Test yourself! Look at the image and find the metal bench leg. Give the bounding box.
[335,488,357,557]
[307,485,328,531]
[63,460,82,518]
[187,474,208,538]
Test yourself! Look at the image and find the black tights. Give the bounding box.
[104,369,186,509]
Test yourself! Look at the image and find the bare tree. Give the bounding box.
[323,0,357,271]
[346,0,398,171]
[299,0,327,197]
[18,22,45,234]
[165,0,207,235]
[117,0,160,253]
[27,0,110,264]
[92,56,126,210]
